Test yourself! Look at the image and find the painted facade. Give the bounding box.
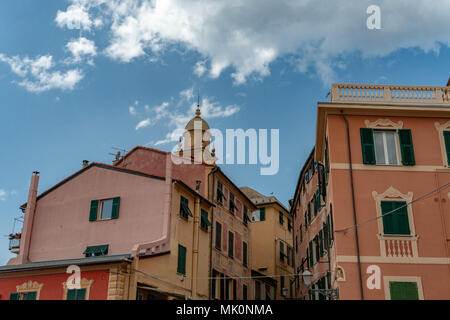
[241,187,295,300]
[0,106,255,300]
[292,82,450,300]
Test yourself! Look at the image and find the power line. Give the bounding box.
[121,267,332,281]
[336,181,450,233]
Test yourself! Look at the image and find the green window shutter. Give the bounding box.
[83,244,109,257]
[243,242,248,266]
[111,197,120,219]
[398,129,415,165]
[9,292,19,300]
[215,222,222,249]
[177,244,186,275]
[360,128,376,164]
[309,242,313,266]
[260,208,266,221]
[89,200,99,221]
[319,230,324,256]
[67,289,77,300]
[444,131,450,165]
[25,291,37,300]
[280,242,284,261]
[201,210,212,229]
[381,201,410,235]
[76,288,86,300]
[390,282,419,300]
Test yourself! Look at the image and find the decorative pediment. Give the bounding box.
[16,280,43,292]
[434,121,450,130]
[365,119,403,129]
[62,278,94,290]
[372,186,412,202]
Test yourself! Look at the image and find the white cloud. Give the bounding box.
[55,3,94,31]
[55,0,450,85]
[66,37,97,63]
[193,61,207,77]
[136,118,151,130]
[0,54,84,93]
[0,189,7,201]
[129,106,137,115]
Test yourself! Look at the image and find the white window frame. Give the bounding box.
[373,129,400,166]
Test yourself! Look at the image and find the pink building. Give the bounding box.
[292,81,450,300]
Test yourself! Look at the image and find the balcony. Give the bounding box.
[8,234,21,254]
[331,84,450,105]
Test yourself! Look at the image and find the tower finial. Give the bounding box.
[196,91,201,116]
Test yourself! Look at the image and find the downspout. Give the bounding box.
[17,171,40,264]
[340,112,364,300]
[191,197,201,298]
[207,167,218,299]
[129,153,173,299]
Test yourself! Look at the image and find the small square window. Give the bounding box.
[100,199,114,220]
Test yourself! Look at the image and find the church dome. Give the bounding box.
[185,107,210,131]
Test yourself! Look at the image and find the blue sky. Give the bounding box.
[1,0,450,265]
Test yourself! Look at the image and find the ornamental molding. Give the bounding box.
[372,186,412,202]
[434,120,450,130]
[336,266,346,282]
[16,280,44,292]
[365,119,403,129]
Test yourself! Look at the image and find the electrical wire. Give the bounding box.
[335,181,450,234]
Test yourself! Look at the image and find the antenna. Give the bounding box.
[109,147,128,163]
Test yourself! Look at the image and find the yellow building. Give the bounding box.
[241,187,296,300]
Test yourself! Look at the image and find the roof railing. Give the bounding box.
[331,83,450,105]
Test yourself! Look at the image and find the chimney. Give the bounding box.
[17,171,40,264]
[82,160,89,168]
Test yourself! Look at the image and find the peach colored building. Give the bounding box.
[241,187,295,300]
[292,81,450,300]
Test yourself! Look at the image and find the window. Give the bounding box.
[287,246,291,265]
[299,224,303,243]
[200,209,211,230]
[329,204,334,245]
[308,241,314,266]
[255,281,261,300]
[319,230,324,257]
[84,244,108,257]
[67,288,86,300]
[288,219,292,232]
[180,196,193,219]
[252,208,265,221]
[444,131,450,165]
[9,292,37,300]
[228,231,234,258]
[280,242,284,262]
[212,269,221,299]
[229,193,235,214]
[295,236,298,252]
[389,282,419,300]
[243,206,250,225]
[217,181,225,204]
[215,222,222,249]
[361,128,415,166]
[177,244,187,275]
[374,130,398,165]
[279,212,284,225]
[381,201,410,235]
[243,284,248,300]
[243,242,248,267]
[280,275,285,295]
[89,197,120,221]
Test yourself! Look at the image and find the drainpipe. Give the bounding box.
[207,167,218,299]
[340,112,364,300]
[129,153,173,299]
[17,171,40,264]
[191,197,201,298]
